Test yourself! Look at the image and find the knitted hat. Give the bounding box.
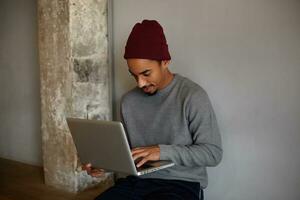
[124,19,171,60]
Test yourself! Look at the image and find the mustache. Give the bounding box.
[140,85,158,96]
[142,85,153,89]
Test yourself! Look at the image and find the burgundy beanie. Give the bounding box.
[124,19,171,60]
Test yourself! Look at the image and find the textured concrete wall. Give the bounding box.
[69,0,111,120]
[38,0,112,192]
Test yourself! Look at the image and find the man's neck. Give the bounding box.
[159,71,174,90]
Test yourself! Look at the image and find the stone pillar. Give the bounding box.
[38,0,113,192]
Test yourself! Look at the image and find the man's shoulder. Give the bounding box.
[176,74,207,98]
[176,75,212,112]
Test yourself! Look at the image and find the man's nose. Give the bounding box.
[137,77,147,88]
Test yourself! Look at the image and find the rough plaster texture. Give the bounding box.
[69,0,111,121]
[38,0,112,192]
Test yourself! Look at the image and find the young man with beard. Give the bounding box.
[91,19,222,200]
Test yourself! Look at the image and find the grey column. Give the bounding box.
[38,0,113,192]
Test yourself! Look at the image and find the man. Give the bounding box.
[90,19,222,200]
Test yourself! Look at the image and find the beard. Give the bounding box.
[145,90,158,96]
[141,85,158,96]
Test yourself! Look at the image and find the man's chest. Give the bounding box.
[124,98,193,147]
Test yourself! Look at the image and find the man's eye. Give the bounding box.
[143,72,150,77]
[129,73,136,78]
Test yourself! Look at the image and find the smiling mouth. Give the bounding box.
[142,85,158,95]
[143,86,151,92]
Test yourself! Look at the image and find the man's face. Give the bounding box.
[127,59,170,95]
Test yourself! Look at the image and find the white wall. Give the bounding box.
[112,0,300,199]
[0,0,42,166]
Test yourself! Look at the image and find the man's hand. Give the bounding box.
[131,145,160,167]
[82,163,105,178]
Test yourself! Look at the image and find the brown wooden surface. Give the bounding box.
[0,158,109,200]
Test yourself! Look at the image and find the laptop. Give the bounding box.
[66,118,174,176]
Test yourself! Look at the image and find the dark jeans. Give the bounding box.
[95,176,204,200]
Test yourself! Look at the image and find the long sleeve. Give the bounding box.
[159,90,223,167]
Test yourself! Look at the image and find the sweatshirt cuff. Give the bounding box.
[159,144,172,160]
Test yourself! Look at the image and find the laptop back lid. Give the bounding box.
[66,118,138,175]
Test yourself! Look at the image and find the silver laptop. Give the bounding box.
[66,118,174,176]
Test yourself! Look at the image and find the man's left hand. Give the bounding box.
[131,145,160,167]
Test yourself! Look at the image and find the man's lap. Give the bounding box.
[95,176,203,200]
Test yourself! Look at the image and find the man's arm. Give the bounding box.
[130,90,222,168]
[159,90,222,167]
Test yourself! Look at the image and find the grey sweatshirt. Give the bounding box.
[121,74,222,188]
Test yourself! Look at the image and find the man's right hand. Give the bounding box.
[82,163,105,178]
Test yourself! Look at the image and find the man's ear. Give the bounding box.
[161,60,171,69]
